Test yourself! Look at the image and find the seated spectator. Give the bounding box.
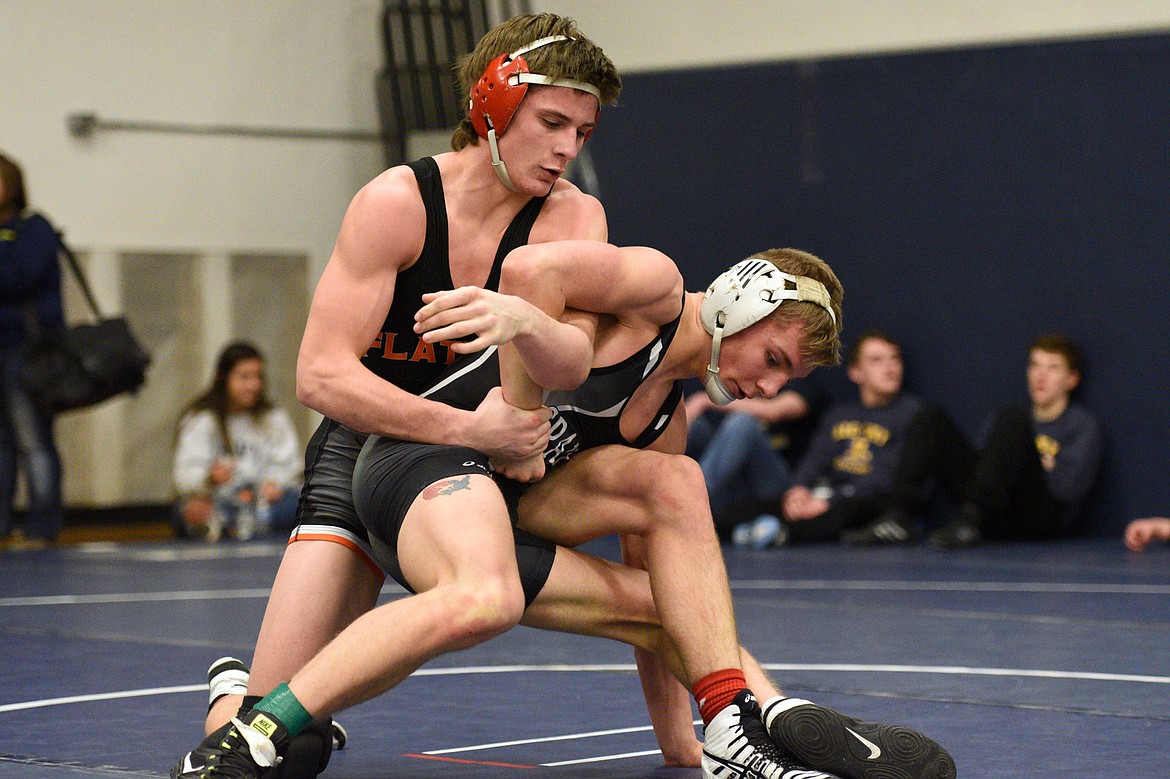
[929,333,1103,549]
[685,374,828,545]
[723,330,972,546]
[1125,517,1170,552]
[172,342,302,541]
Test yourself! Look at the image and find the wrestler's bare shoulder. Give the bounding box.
[349,164,426,214]
[333,165,427,272]
[531,178,607,243]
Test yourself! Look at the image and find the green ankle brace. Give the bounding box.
[254,682,313,737]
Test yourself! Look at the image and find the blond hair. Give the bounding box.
[752,248,844,368]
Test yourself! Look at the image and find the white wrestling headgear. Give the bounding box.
[700,257,837,405]
[467,35,602,192]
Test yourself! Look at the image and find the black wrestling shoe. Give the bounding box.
[278,717,335,779]
[762,697,955,779]
[204,654,348,779]
[702,689,841,778]
[170,709,289,779]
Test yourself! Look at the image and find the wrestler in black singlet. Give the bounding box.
[292,158,548,571]
[351,299,686,600]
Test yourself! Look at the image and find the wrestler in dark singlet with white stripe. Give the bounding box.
[352,297,686,599]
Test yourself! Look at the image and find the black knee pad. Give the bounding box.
[272,716,333,779]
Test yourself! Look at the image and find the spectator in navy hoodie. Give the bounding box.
[723,330,973,547]
[0,152,64,550]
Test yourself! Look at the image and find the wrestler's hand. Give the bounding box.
[416,287,538,353]
[468,387,551,461]
[490,452,547,483]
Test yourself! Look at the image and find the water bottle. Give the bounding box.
[235,484,257,540]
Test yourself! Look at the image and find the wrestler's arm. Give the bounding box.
[414,285,596,396]
[503,241,685,324]
[495,239,700,757]
[296,168,547,459]
[499,242,683,481]
[494,240,683,409]
[412,193,614,405]
[416,242,682,389]
[495,191,615,408]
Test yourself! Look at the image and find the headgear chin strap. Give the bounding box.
[699,258,836,405]
[468,35,602,191]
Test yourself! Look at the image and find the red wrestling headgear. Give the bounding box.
[467,35,602,190]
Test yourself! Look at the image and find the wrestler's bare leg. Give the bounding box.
[521,445,747,686]
[205,540,383,735]
[287,475,525,716]
[521,518,785,766]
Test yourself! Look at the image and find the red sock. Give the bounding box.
[692,669,747,725]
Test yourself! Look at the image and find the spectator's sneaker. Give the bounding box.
[170,709,289,779]
[205,510,226,543]
[732,515,786,549]
[767,519,790,549]
[702,689,840,778]
[236,510,257,541]
[763,697,955,779]
[5,529,52,552]
[927,518,981,550]
[841,510,922,546]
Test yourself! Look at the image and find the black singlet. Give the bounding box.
[419,296,687,468]
[358,157,548,395]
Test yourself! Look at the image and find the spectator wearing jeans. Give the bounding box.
[685,375,827,545]
[0,152,64,551]
[722,330,973,547]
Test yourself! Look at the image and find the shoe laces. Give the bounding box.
[205,721,274,778]
[741,711,787,761]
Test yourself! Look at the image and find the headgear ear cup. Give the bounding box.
[468,51,532,139]
[699,258,836,405]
